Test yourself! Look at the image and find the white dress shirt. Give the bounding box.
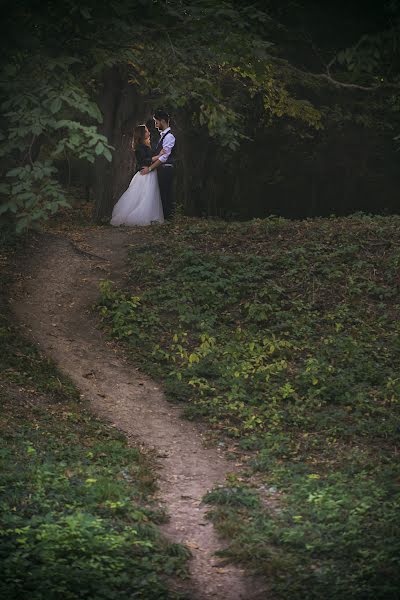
[158,127,176,163]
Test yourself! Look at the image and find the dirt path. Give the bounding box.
[13,228,268,600]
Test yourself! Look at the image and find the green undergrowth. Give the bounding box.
[98,215,400,599]
[0,262,190,599]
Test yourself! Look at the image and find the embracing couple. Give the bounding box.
[111,110,176,226]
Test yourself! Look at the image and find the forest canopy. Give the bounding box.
[1,0,399,229]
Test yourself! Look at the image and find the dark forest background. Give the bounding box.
[1,0,400,227]
[175,1,400,219]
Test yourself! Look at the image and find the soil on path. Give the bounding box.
[13,228,268,600]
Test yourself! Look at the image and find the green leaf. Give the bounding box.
[80,7,92,19]
[50,98,62,114]
[103,147,112,162]
[6,168,24,178]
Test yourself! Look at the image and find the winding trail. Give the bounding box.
[13,228,268,600]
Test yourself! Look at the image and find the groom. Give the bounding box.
[140,109,176,220]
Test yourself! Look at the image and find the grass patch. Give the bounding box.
[98,215,400,599]
[0,248,190,599]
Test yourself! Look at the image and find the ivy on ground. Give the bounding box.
[98,215,400,599]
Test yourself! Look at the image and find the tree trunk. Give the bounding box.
[176,114,212,217]
[92,67,147,223]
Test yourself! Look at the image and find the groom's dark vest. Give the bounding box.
[155,130,176,166]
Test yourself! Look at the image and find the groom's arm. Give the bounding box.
[141,133,175,175]
[140,159,161,175]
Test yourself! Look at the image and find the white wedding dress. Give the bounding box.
[110,170,164,226]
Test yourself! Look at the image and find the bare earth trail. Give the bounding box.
[13,228,268,600]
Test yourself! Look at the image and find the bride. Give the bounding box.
[110,124,164,226]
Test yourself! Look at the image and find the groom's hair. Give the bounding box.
[153,109,170,123]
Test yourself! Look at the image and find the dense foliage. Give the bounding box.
[0,0,325,229]
[98,215,400,598]
[6,1,400,228]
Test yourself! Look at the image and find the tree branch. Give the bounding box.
[299,33,380,91]
[270,56,389,92]
[27,135,35,166]
[313,72,379,91]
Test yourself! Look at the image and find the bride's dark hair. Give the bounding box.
[133,125,148,150]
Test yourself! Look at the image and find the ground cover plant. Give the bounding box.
[0,261,189,599]
[98,215,400,599]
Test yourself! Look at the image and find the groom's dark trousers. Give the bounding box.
[157,165,175,220]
